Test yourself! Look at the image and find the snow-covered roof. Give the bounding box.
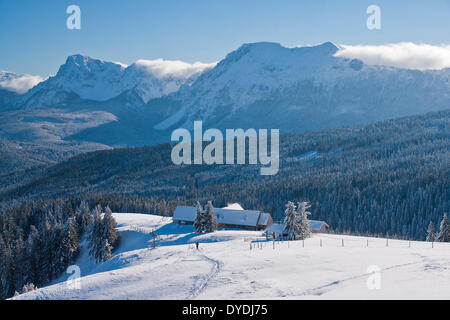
[265,223,285,234]
[257,212,271,226]
[222,203,244,210]
[172,206,197,222]
[173,206,271,227]
[309,220,328,230]
[216,209,261,227]
[266,221,328,234]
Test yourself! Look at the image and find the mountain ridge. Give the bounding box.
[1,42,449,174]
[147,41,450,132]
[17,54,215,109]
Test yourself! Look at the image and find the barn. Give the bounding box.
[172,203,273,231]
[265,220,329,238]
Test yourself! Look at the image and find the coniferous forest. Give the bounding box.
[0,196,177,299]
[1,110,447,238]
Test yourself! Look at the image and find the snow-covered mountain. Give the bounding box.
[121,59,216,103]
[2,42,450,162]
[152,42,450,131]
[18,54,215,108]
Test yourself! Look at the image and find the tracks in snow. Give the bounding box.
[187,254,222,299]
[299,260,423,296]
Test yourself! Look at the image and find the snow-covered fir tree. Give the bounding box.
[426,221,436,242]
[102,206,119,260]
[62,217,80,262]
[88,204,104,262]
[283,201,300,240]
[436,213,450,242]
[297,201,312,240]
[283,201,312,240]
[88,205,120,262]
[203,201,218,233]
[78,200,92,233]
[194,201,205,233]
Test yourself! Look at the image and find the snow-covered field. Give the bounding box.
[14,213,450,300]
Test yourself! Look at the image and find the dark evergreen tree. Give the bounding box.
[88,204,119,262]
[79,200,92,233]
[88,204,104,262]
[61,217,80,267]
[101,206,119,260]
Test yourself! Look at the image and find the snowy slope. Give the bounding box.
[13,213,450,300]
[152,42,450,131]
[121,59,216,103]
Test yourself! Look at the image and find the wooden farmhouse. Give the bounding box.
[172,203,273,231]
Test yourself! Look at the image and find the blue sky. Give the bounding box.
[0,0,449,77]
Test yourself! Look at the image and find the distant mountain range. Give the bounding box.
[17,54,215,109]
[1,42,449,174]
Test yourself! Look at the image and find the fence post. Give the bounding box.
[432,241,434,248]
[409,241,411,248]
[320,239,322,247]
[250,242,252,250]
[386,239,388,247]
[342,239,344,247]
[273,241,275,249]
[302,240,304,248]
[367,239,369,247]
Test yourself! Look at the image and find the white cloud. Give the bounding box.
[133,59,217,79]
[334,43,450,70]
[0,73,44,94]
[113,61,128,69]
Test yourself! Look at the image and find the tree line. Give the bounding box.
[0,195,174,299]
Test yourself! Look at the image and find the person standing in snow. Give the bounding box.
[196,242,199,250]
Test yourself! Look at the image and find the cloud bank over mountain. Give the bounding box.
[334,43,450,70]
[133,59,217,79]
[0,72,44,94]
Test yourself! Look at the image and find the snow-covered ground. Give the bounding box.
[14,213,450,300]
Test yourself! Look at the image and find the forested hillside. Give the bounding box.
[1,110,449,240]
[0,195,177,299]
